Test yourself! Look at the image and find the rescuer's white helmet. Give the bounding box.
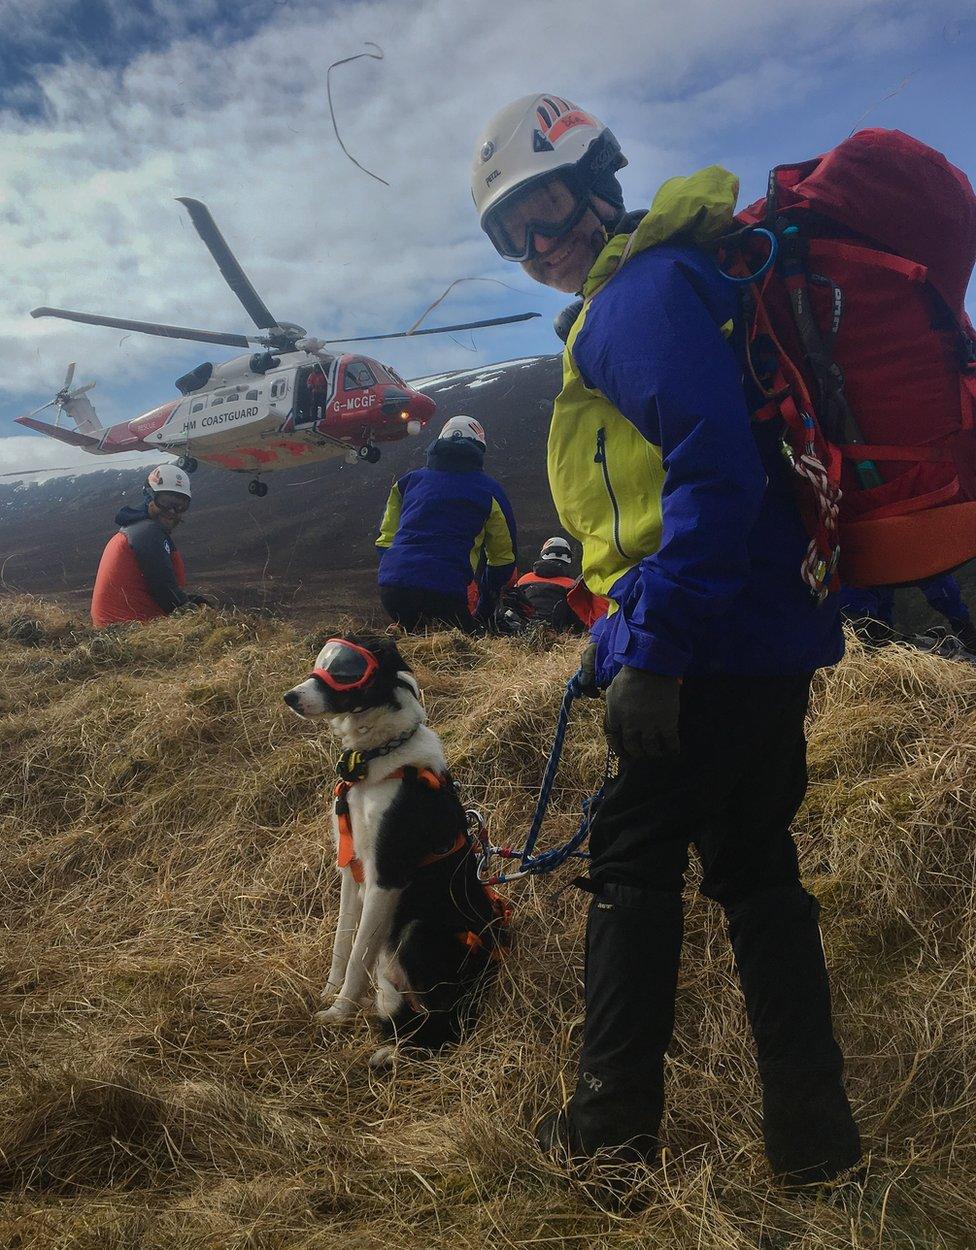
[145,464,192,499]
[472,94,627,261]
[540,536,572,565]
[440,415,487,450]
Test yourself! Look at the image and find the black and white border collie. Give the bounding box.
[284,634,508,1066]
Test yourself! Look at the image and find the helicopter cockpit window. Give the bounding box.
[345,361,376,390]
[246,389,259,400]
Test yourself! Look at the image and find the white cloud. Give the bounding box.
[0,0,966,475]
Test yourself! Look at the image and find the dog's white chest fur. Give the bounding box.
[334,777,397,879]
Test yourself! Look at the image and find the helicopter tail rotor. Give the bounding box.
[55,367,99,432]
[16,366,100,435]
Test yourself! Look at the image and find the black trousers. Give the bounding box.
[566,673,857,1172]
[589,673,812,904]
[379,584,476,633]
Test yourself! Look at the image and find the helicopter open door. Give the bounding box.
[288,360,338,429]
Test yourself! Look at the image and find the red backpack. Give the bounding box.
[732,129,976,593]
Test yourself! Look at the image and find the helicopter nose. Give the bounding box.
[410,392,437,425]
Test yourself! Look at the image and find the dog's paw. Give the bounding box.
[374,981,404,1018]
[314,1000,358,1026]
[368,1044,398,1070]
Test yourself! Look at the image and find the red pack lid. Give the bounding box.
[740,129,976,320]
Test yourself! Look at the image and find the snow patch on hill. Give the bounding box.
[410,357,547,391]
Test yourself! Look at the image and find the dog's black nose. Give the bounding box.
[283,690,303,712]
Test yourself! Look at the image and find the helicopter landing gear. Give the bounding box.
[358,443,381,464]
[177,455,198,473]
[248,478,269,497]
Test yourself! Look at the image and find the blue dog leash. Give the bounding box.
[472,671,601,886]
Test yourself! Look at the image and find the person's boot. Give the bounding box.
[948,617,976,656]
[535,881,683,1168]
[725,884,861,1187]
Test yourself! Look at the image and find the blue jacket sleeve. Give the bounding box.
[574,249,767,675]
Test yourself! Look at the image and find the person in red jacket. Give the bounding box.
[91,465,213,627]
[512,536,586,631]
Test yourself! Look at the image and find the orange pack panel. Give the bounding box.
[840,501,976,587]
[91,532,186,627]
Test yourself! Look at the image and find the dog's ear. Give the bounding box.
[377,635,411,674]
[395,671,421,701]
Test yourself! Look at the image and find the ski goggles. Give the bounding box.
[154,495,191,515]
[482,170,593,262]
[311,639,379,691]
[541,541,572,562]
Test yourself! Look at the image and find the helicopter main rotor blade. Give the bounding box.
[323,311,542,345]
[176,198,280,332]
[63,362,75,390]
[31,307,256,349]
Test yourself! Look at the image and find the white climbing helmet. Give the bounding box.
[440,415,487,450]
[471,94,627,261]
[540,536,572,565]
[145,464,192,499]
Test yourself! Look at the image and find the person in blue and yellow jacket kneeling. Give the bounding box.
[376,415,517,633]
[471,94,860,1191]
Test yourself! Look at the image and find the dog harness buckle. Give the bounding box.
[336,750,369,782]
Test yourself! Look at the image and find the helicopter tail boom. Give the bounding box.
[15,414,105,450]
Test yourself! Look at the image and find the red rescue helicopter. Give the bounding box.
[18,198,539,495]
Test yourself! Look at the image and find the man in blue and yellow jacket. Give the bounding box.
[376,415,517,632]
[472,95,860,1189]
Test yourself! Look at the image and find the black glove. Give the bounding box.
[186,592,218,608]
[604,665,681,760]
[576,643,600,698]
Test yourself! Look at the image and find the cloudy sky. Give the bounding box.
[1,0,974,480]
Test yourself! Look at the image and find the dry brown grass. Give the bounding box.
[0,594,975,1248]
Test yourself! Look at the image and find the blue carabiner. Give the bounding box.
[719,226,778,286]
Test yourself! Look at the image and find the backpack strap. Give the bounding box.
[776,225,882,489]
[748,278,843,600]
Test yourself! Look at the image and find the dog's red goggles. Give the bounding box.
[311,639,379,691]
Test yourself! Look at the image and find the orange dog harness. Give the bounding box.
[331,765,511,959]
[333,766,458,884]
